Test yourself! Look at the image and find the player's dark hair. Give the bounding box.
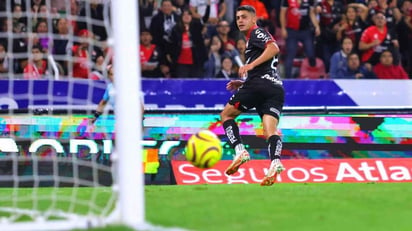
[237,5,256,15]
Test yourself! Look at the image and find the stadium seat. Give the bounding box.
[298,57,327,79]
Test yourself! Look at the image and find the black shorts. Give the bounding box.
[228,78,284,119]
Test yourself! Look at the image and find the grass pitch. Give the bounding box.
[145,183,412,231]
[1,183,411,231]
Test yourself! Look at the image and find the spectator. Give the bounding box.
[140,29,168,78]
[336,4,368,54]
[78,1,107,41]
[12,4,27,28]
[261,0,279,34]
[23,45,48,79]
[216,20,236,53]
[224,0,236,24]
[190,0,226,27]
[0,43,10,77]
[12,19,29,74]
[396,0,412,77]
[0,18,12,57]
[31,3,52,29]
[90,50,107,80]
[67,0,80,36]
[373,50,409,79]
[53,17,72,76]
[149,0,179,70]
[359,11,399,66]
[169,8,209,78]
[279,0,320,78]
[31,0,46,12]
[51,0,67,12]
[215,19,243,67]
[140,0,157,30]
[172,0,189,16]
[150,0,179,44]
[215,55,238,79]
[368,0,401,28]
[365,0,379,25]
[342,52,376,79]
[33,20,50,53]
[235,36,246,66]
[204,35,223,77]
[72,29,104,79]
[191,0,226,41]
[329,37,353,78]
[315,0,344,71]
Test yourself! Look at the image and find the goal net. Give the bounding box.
[0,0,144,230]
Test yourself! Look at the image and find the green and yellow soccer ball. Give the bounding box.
[186,130,222,169]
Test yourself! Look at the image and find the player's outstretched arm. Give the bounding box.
[226,79,244,91]
[251,42,279,68]
[238,42,279,77]
[90,100,108,124]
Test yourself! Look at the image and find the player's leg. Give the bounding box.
[260,114,286,186]
[220,103,250,175]
[220,103,243,152]
[262,115,282,160]
[255,85,285,186]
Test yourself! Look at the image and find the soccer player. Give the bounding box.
[90,65,145,124]
[221,5,285,186]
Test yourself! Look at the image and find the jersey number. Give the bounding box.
[270,56,279,71]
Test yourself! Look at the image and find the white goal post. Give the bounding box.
[111,0,145,228]
[0,0,145,230]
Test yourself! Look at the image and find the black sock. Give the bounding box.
[268,135,282,161]
[223,119,242,148]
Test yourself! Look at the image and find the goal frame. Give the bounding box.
[111,0,145,228]
[0,0,145,230]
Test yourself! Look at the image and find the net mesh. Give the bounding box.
[0,0,119,229]
[0,0,112,80]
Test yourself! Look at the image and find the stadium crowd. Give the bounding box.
[0,0,411,79]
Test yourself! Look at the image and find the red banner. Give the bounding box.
[171,158,412,184]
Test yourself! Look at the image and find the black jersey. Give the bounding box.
[244,26,281,85]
